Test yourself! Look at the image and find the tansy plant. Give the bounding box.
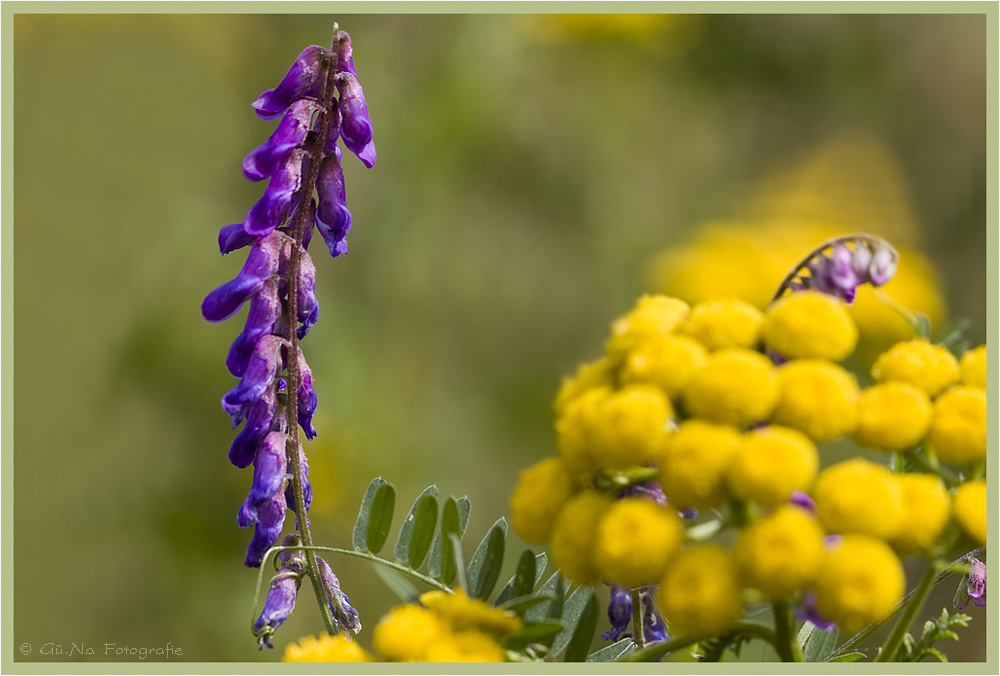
[203,29,986,663]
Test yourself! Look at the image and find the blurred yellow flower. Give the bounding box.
[606,295,690,363]
[853,382,932,452]
[814,534,905,635]
[762,291,858,362]
[510,457,577,544]
[682,348,779,427]
[680,299,764,352]
[372,604,446,662]
[418,589,522,638]
[734,505,825,599]
[812,458,903,540]
[658,420,741,509]
[658,545,744,639]
[928,386,987,465]
[283,632,374,662]
[728,425,818,506]
[772,360,860,442]
[961,345,987,389]
[871,339,961,398]
[591,384,673,469]
[890,474,950,556]
[952,480,987,546]
[526,14,701,54]
[620,334,708,401]
[550,490,614,585]
[594,497,684,588]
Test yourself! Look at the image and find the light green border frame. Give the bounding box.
[2,1,995,674]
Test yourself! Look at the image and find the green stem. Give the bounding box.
[308,545,453,592]
[624,621,777,662]
[631,589,644,648]
[773,600,803,662]
[873,561,940,662]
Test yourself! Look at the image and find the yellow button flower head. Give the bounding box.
[657,544,744,639]
[373,604,446,662]
[683,348,779,427]
[853,382,932,452]
[658,420,741,509]
[733,505,825,599]
[591,384,673,470]
[773,360,861,442]
[555,386,611,481]
[594,497,684,588]
[952,479,986,546]
[680,299,765,351]
[419,589,522,638]
[283,633,375,662]
[762,291,858,362]
[550,490,614,585]
[554,357,613,416]
[927,386,987,465]
[606,295,690,363]
[870,339,961,397]
[812,458,903,539]
[814,534,905,635]
[620,334,708,401]
[890,474,950,556]
[960,345,987,390]
[510,457,577,544]
[728,425,818,505]
[425,630,506,662]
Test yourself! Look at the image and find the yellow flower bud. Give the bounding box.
[762,291,858,362]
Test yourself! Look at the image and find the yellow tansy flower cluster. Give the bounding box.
[371,590,521,662]
[283,632,374,662]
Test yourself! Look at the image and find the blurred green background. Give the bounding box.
[13,12,986,662]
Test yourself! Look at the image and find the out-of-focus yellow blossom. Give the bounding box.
[658,545,744,639]
[812,458,903,540]
[682,348,779,427]
[283,633,374,662]
[424,631,507,662]
[418,590,522,638]
[762,291,858,362]
[772,360,860,442]
[555,386,611,481]
[960,345,987,390]
[606,295,690,364]
[550,490,614,585]
[890,474,950,556]
[528,14,701,55]
[853,382,932,452]
[679,299,764,351]
[657,420,741,509]
[814,534,905,635]
[373,604,446,662]
[554,357,613,417]
[733,505,825,599]
[927,386,987,465]
[620,334,708,401]
[952,480,987,546]
[594,498,684,588]
[510,457,576,544]
[728,425,818,505]
[871,339,961,398]
[591,384,673,469]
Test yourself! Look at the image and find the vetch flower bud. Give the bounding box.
[297,352,319,439]
[336,73,376,168]
[242,491,288,568]
[243,149,305,236]
[222,335,283,428]
[316,155,352,257]
[229,387,277,469]
[252,45,328,121]
[285,439,313,515]
[602,584,632,642]
[247,431,288,504]
[868,245,897,287]
[202,231,284,322]
[317,556,363,634]
[218,222,257,255]
[243,99,321,182]
[296,248,319,339]
[640,589,669,646]
[226,278,281,377]
[253,569,302,649]
[851,241,873,281]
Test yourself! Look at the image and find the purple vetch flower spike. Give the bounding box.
[222,335,283,428]
[252,569,302,650]
[243,100,322,182]
[336,73,376,168]
[296,352,319,439]
[640,589,669,646]
[218,222,257,255]
[227,278,282,377]
[868,245,898,287]
[242,491,288,568]
[602,584,632,642]
[297,249,319,339]
[229,387,278,469]
[202,232,284,322]
[315,155,352,257]
[243,150,305,237]
[317,556,363,634]
[252,45,328,121]
[788,490,817,516]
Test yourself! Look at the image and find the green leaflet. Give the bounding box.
[427,495,470,585]
[466,517,507,600]
[352,477,396,555]
[393,485,438,569]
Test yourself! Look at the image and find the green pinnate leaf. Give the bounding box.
[467,518,506,600]
[352,477,396,554]
[550,586,596,658]
[394,485,438,568]
[800,621,839,662]
[586,638,637,662]
[427,495,471,585]
[523,571,564,623]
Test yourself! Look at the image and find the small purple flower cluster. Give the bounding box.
[793,238,898,303]
[202,31,375,569]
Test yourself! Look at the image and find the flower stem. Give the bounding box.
[631,589,644,648]
[282,46,342,638]
[772,600,803,661]
[874,560,940,662]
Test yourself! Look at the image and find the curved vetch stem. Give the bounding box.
[771,233,899,303]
